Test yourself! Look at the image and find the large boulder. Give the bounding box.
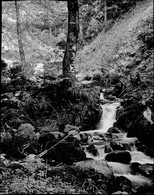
[74,159,113,179]
[44,141,87,165]
[135,185,154,195]
[17,123,35,140]
[127,115,154,146]
[0,119,37,159]
[105,151,131,164]
[107,127,122,134]
[115,100,145,131]
[113,176,132,194]
[131,163,154,178]
[38,133,86,165]
[115,98,154,155]
[38,132,58,148]
[139,164,154,178]
[47,159,114,194]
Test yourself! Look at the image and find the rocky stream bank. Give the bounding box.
[1,59,154,194]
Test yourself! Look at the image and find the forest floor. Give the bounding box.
[1,0,153,194]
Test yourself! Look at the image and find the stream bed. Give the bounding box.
[79,96,154,193]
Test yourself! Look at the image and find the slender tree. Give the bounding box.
[15,0,26,68]
[62,0,79,78]
[104,0,107,22]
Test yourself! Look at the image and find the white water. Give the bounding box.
[115,174,152,187]
[97,103,120,133]
[130,151,154,164]
[85,145,106,160]
[80,101,120,135]
[81,92,154,190]
[107,162,131,174]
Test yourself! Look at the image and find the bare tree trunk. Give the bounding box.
[62,0,79,78]
[15,1,26,68]
[104,0,107,22]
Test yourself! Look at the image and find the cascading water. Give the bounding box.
[97,102,120,133]
[80,91,154,190]
[130,150,154,164]
[80,102,120,134]
[80,97,121,159]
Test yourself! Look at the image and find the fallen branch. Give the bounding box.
[37,129,78,158]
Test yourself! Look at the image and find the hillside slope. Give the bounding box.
[74,0,153,77]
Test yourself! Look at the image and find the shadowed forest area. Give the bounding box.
[1,0,154,194]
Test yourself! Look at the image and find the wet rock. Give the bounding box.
[115,99,154,154]
[104,145,113,153]
[108,127,122,134]
[113,176,132,194]
[38,133,86,165]
[86,144,98,156]
[63,124,80,134]
[139,164,154,178]
[43,141,87,165]
[110,142,127,151]
[74,159,113,179]
[106,133,120,140]
[93,135,101,141]
[115,101,145,131]
[135,185,154,195]
[130,162,141,175]
[99,133,108,141]
[73,134,81,141]
[127,115,154,151]
[80,133,89,143]
[105,151,131,164]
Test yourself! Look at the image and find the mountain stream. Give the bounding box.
[79,93,154,189]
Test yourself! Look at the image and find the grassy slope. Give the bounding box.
[74,0,153,78]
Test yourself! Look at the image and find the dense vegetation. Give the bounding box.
[1,0,153,194]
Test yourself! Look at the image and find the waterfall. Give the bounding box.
[97,102,120,133]
[80,102,120,134]
[80,92,154,190]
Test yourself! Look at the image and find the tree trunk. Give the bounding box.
[62,0,79,78]
[15,1,26,68]
[104,0,107,22]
